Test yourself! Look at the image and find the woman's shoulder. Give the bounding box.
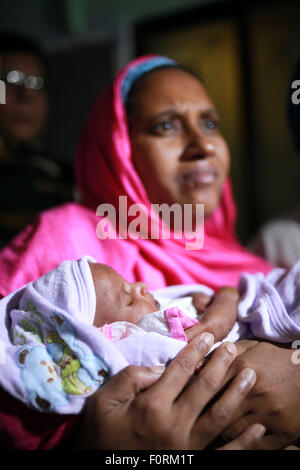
[39,201,98,225]
[0,202,99,296]
[19,202,100,250]
[0,202,139,296]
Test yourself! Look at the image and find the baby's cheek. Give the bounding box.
[93,305,119,327]
[131,304,155,324]
[93,309,105,327]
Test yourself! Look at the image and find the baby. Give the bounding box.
[0,255,212,415]
[89,260,242,346]
[1,255,300,415]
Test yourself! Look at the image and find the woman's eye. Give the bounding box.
[152,119,181,135]
[203,119,219,131]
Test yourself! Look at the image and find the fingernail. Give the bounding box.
[200,332,214,346]
[224,342,236,355]
[251,424,266,441]
[150,366,165,375]
[239,368,256,390]
[196,358,205,370]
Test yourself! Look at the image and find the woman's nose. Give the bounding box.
[182,126,215,161]
[12,86,32,105]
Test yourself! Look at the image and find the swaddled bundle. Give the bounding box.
[0,256,210,414]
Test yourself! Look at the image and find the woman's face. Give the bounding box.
[128,68,230,217]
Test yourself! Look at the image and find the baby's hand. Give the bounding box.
[185,287,239,343]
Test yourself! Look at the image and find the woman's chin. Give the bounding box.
[178,189,221,216]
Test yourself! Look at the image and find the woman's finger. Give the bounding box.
[79,365,166,449]
[185,322,209,342]
[221,413,259,441]
[186,287,239,342]
[217,338,260,392]
[190,292,213,314]
[91,365,165,410]
[190,366,257,448]
[175,342,238,421]
[148,332,214,403]
[217,424,266,450]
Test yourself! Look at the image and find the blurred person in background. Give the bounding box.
[0,32,73,247]
[249,58,300,268]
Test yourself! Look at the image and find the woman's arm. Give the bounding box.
[78,333,265,450]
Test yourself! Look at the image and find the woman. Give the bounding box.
[0,55,297,450]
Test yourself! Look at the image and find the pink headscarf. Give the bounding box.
[0,55,272,297]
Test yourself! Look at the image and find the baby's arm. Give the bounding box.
[185,287,239,343]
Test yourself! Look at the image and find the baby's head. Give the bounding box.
[32,256,160,328]
[89,262,160,327]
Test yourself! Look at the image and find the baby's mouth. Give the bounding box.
[149,293,160,310]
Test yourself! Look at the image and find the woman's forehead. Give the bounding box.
[130,68,214,116]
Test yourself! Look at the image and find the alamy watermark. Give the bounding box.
[0,79,5,104]
[96,196,205,250]
[291,80,300,105]
[291,340,300,364]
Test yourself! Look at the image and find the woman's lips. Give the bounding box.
[179,168,218,187]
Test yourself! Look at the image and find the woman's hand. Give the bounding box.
[219,340,300,449]
[185,287,239,343]
[78,333,265,450]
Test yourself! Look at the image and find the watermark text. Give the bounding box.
[96,196,205,250]
[291,80,300,105]
[0,79,6,104]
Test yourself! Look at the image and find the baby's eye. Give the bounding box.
[126,294,133,306]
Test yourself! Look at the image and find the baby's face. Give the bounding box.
[89,263,160,327]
